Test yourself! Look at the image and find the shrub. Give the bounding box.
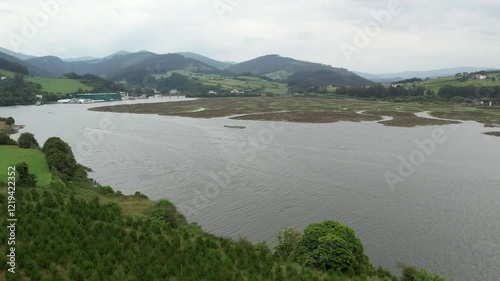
[97,186,115,195]
[145,199,186,228]
[6,116,15,126]
[0,132,16,145]
[293,220,371,274]
[274,227,302,259]
[18,132,39,148]
[16,161,37,188]
[42,137,80,180]
[400,264,448,281]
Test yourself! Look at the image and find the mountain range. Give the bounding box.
[0,47,495,88]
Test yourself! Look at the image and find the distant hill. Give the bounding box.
[25,52,223,84]
[0,47,36,60]
[62,56,97,62]
[227,55,372,86]
[0,51,53,77]
[177,52,233,69]
[355,67,498,83]
[227,54,332,75]
[26,56,77,77]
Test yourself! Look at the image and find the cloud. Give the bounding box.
[0,0,498,73]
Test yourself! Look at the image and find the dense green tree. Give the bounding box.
[42,137,80,180]
[17,132,39,148]
[15,161,37,187]
[274,227,302,259]
[293,220,371,274]
[6,116,15,126]
[0,132,16,145]
[0,58,29,75]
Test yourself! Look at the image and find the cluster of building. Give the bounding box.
[57,93,122,104]
[207,89,244,95]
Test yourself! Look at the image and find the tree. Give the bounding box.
[42,137,81,180]
[18,132,39,149]
[0,132,16,145]
[274,227,302,259]
[303,234,358,271]
[16,161,37,187]
[6,116,15,126]
[293,220,371,274]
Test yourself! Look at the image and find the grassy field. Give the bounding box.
[0,69,17,78]
[395,72,500,92]
[201,75,288,95]
[0,146,52,186]
[90,96,500,127]
[153,70,289,95]
[0,69,93,93]
[26,77,93,93]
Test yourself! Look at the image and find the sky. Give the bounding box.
[0,0,499,73]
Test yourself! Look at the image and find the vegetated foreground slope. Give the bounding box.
[0,134,447,281]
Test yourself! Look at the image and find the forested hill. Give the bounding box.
[25,52,224,82]
[0,51,53,77]
[0,133,447,281]
[226,54,373,86]
[0,58,29,75]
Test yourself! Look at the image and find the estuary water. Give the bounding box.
[2,98,499,280]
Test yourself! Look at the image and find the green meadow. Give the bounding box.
[153,70,289,95]
[0,146,52,186]
[395,72,500,92]
[0,69,92,93]
[26,77,93,93]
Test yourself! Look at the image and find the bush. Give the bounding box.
[6,116,15,126]
[134,191,149,199]
[0,132,17,145]
[400,264,448,281]
[18,132,39,148]
[16,161,37,187]
[274,227,302,259]
[145,199,186,228]
[42,137,80,180]
[97,186,115,195]
[293,220,371,274]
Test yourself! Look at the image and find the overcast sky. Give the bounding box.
[1,0,499,73]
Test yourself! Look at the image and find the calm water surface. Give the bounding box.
[2,98,499,280]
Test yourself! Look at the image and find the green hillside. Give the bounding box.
[0,68,92,93]
[0,146,51,186]
[200,75,288,95]
[0,69,17,79]
[27,77,93,93]
[154,70,289,95]
[393,72,500,92]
